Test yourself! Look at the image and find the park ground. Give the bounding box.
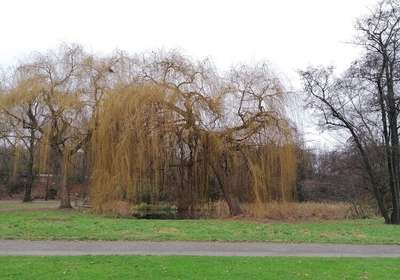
[0,201,399,244]
[1,256,400,280]
[1,200,400,279]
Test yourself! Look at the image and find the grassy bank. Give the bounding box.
[1,256,399,280]
[0,210,399,244]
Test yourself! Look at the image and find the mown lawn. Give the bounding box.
[1,256,399,280]
[0,200,58,211]
[1,210,400,244]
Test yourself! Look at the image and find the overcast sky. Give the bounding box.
[0,0,379,149]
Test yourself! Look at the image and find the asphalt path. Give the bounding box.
[1,240,400,257]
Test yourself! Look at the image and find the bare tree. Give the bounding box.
[300,0,400,224]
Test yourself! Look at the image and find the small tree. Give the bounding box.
[0,68,45,202]
[16,44,117,208]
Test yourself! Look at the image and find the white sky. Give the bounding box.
[0,0,378,149]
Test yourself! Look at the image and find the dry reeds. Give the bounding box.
[199,201,355,221]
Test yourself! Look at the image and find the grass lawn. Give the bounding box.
[0,200,58,211]
[1,256,399,280]
[1,209,400,244]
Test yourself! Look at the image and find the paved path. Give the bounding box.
[1,241,400,257]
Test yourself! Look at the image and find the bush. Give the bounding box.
[6,179,25,195]
[95,200,177,219]
[132,203,177,219]
[47,188,58,200]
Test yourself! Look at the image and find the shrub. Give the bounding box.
[132,203,177,219]
[94,200,177,219]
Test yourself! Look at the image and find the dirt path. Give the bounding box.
[1,240,400,257]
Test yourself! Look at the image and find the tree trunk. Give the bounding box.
[377,80,395,224]
[59,174,71,208]
[23,183,32,202]
[222,193,243,216]
[177,157,192,218]
[53,149,72,209]
[351,133,390,223]
[23,129,35,203]
[389,128,400,224]
[386,67,400,224]
[59,157,72,209]
[23,166,33,202]
[211,163,243,216]
[44,177,49,201]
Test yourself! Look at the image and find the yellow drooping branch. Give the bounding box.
[90,83,297,216]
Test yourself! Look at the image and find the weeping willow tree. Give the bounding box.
[0,44,118,207]
[0,46,297,215]
[90,52,297,217]
[0,68,45,202]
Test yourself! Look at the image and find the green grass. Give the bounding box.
[1,210,400,244]
[1,256,399,280]
[0,200,58,211]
